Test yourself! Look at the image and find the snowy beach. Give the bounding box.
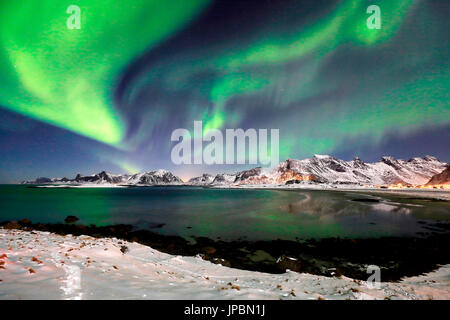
[0,228,448,300]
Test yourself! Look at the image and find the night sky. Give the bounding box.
[0,0,449,183]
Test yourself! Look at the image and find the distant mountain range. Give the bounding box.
[22,155,448,187]
[21,169,183,186]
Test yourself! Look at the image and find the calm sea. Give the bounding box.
[0,185,448,241]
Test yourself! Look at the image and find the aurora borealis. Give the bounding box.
[0,0,449,182]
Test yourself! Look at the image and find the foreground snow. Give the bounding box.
[0,228,448,300]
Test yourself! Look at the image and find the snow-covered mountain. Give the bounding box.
[22,169,183,186]
[269,155,447,186]
[426,165,450,186]
[126,170,183,185]
[188,174,215,185]
[21,155,447,187]
[211,173,238,185]
[188,155,447,187]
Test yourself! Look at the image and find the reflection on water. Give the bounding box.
[0,185,448,241]
[282,192,414,216]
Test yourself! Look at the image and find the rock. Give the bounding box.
[75,225,87,232]
[3,221,21,230]
[31,257,43,264]
[203,256,231,267]
[120,245,129,254]
[328,267,343,277]
[285,179,302,185]
[215,258,231,267]
[277,255,302,272]
[202,246,217,255]
[64,216,79,224]
[248,250,275,263]
[148,223,165,229]
[19,219,32,225]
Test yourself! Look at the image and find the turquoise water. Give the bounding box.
[0,185,448,241]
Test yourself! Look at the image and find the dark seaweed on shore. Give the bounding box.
[1,218,449,282]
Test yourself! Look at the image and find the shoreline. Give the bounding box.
[1,219,449,282]
[1,227,449,300]
[209,185,450,201]
[21,183,450,201]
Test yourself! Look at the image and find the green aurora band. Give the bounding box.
[122,0,448,160]
[0,0,211,146]
[0,0,448,165]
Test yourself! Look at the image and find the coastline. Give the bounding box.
[1,217,448,282]
[24,182,450,201]
[209,184,450,201]
[1,228,449,300]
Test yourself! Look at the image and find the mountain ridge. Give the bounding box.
[22,155,447,187]
[21,169,183,186]
[188,154,447,187]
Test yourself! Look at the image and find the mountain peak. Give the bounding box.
[313,154,331,159]
[424,155,439,162]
